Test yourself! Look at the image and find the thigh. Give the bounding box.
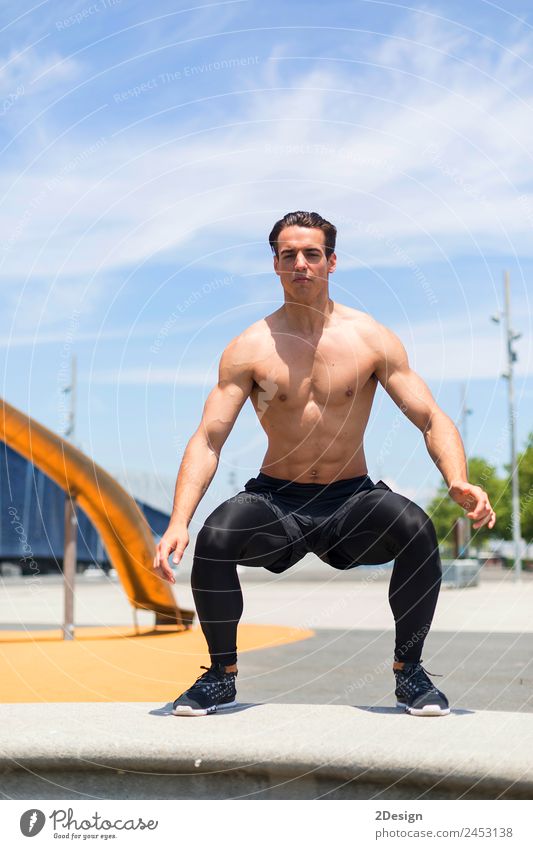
[195,491,296,571]
[325,486,430,570]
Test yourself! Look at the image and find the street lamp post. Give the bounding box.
[458,383,473,557]
[62,356,78,638]
[491,271,523,581]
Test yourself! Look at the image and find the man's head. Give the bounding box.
[268,211,337,260]
[268,211,337,301]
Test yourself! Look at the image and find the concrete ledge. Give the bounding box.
[1,703,532,799]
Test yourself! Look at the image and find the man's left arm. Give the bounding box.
[372,323,496,530]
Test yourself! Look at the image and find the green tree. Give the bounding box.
[499,431,533,543]
[427,456,508,550]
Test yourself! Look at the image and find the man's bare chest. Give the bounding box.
[250,334,376,410]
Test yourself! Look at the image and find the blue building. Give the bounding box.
[0,443,170,574]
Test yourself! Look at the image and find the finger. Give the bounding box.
[473,513,491,529]
[173,546,186,565]
[153,550,167,571]
[155,547,173,572]
[467,501,490,520]
[159,542,172,559]
[156,562,175,583]
[152,550,171,576]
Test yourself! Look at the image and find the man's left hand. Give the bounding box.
[448,480,496,530]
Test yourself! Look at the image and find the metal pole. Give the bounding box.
[62,354,78,639]
[459,383,471,460]
[64,355,77,441]
[458,382,472,557]
[71,354,77,439]
[503,272,522,581]
[63,492,77,640]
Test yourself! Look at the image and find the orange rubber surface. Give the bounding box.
[0,624,313,703]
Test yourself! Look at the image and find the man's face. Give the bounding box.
[273,225,336,299]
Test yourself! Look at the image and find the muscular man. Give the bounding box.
[154,210,496,717]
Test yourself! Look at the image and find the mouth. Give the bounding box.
[294,276,310,282]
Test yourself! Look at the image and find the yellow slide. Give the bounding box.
[1,398,193,628]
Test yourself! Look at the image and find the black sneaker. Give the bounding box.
[394,661,450,716]
[172,663,237,716]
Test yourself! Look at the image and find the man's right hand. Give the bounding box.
[152,525,190,584]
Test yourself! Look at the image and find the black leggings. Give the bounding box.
[191,480,442,666]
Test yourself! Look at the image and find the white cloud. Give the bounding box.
[0,44,81,93]
[86,365,218,386]
[2,15,533,330]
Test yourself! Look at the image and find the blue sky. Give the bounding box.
[1,0,532,527]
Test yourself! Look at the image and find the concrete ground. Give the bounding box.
[2,702,532,800]
[1,561,531,714]
[1,561,532,800]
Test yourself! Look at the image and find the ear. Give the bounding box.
[328,252,337,274]
[273,253,280,276]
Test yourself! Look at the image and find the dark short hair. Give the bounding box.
[268,211,337,259]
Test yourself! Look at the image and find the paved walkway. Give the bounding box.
[1,565,531,799]
[1,702,532,799]
[1,566,531,712]
[3,563,532,634]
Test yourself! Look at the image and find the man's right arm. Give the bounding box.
[153,337,254,582]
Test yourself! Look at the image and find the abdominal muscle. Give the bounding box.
[260,449,369,484]
[256,394,375,484]
[247,306,379,484]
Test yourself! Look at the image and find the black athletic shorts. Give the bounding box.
[240,471,393,574]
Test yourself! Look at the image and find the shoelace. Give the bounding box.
[188,664,234,694]
[188,665,223,693]
[399,664,443,693]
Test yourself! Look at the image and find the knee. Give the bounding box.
[400,502,438,548]
[195,521,236,562]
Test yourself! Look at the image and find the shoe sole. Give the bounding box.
[172,699,237,717]
[396,700,450,716]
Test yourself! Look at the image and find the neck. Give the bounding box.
[282,291,333,336]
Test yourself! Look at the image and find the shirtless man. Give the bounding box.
[154,210,496,717]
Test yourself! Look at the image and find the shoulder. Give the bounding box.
[334,305,408,369]
[224,318,271,356]
[332,303,377,330]
[219,318,271,375]
[351,309,404,350]
[333,304,391,344]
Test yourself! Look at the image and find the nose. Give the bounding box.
[294,251,307,270]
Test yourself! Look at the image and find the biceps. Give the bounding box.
[385,368,439,431]
[197,382,250,454]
